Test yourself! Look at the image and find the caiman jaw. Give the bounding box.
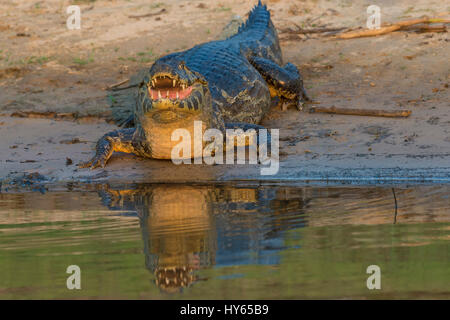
[140,72,212,159]
[147,73,198,110]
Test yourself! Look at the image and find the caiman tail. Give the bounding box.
[231,0,283,65]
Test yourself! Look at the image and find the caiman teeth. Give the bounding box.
[148,74,196,102]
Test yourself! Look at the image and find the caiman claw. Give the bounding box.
[296,83,310,111]
[78,135,114,170]
[78,154,109,170]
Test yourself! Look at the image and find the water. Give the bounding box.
[0,184,449,299]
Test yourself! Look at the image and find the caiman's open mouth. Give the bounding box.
[148,73,193,101]
[154,266,196,292]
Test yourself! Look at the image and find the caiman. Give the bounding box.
[80,1,308,169]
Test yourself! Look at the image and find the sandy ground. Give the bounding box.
[0,0,449,186]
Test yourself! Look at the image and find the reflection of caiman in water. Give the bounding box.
[99,184,308,293]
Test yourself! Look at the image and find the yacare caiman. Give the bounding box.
[80,1,308,169]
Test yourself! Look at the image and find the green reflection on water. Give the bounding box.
[0,185,448,299]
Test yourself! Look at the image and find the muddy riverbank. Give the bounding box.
[1,0,449,186]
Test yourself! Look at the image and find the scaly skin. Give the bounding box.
[80,1,308,169]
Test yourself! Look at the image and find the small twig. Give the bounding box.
[305,13,326,26]
[281,27,347,34]
[392,188,398,224]
[308,106,412,118]
[9,111,107,121]
[335,16,449,39]
[128,8,166,19]
[406,24,447,33]
[104,79,129,90]
[109,84,139,92]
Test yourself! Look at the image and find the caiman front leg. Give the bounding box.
[249,56,310,111]
[79,128,137,169]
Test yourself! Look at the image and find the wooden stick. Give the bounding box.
[104,79,128,90]
[128,8,166,19]
[335,16,449,39]
[407,25,447,33]
[337,25,401,39]
[281,27,347,34]
[308,106,412,118]
[109,84,138,91]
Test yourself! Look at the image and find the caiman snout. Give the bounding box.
[145,71,209,113]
